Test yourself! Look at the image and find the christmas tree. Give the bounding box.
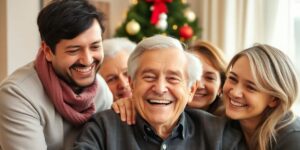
[114,0,201,44]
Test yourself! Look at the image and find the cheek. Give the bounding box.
[222,81,231,93]
[176,86,192,103]
[206,82,219,93]
[108,83,116,92]
[96,51,104,62]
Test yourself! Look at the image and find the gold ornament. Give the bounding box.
[126,20,140,35]
[172,24,178,30]
[184,9,196,22]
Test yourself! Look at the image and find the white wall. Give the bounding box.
[98,0,131,38]
[7,0,40,75]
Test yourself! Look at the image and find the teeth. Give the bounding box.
[194,93,205,97]
[74,66,92,73]
[148,99,172,105]
[230,99,246,107]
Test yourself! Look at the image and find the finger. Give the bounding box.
[131,104,136,125]
[125,100,132,125]
[111,103,120,114]
[119,101,127,122]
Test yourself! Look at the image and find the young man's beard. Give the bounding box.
[57,60,101,94]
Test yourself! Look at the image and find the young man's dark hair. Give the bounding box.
[37,0,105,53]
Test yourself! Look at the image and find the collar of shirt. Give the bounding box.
[135,112,187,144]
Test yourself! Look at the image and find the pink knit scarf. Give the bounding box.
[34,48,98,126]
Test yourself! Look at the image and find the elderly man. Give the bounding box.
[99,38,136,101]
[74,35,226,150]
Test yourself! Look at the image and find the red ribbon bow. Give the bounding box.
[146,0,172,25]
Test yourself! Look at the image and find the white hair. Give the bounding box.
[103,38,136,58]
[127,35,202,88]
[185,52,202,87]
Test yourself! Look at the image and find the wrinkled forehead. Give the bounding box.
[137,48,187,75]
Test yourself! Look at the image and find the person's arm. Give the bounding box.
[73,116,104,150]
[111,97,136,125]
[0,84,47,150]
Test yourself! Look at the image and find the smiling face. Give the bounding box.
[130,48,194,131]
[223,56,277,125]
[100,51,132,101]
[44,19,103,89]
[188,51,222,110]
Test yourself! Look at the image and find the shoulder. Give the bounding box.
[90,109,124,126]
[81,109,131,137]
[94,74,113,110]
[274,116,300,150]
[0,62,47,105]
[0,62,40,89]
[0,62,57,124]
[278,115,300,136]
[185,108,226,124]
[184,108,226,135]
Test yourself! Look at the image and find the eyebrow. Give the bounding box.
[229,72,237,77]
[91,40,101,45]
[141,68,156,74]
[246,80,256,87]
[204,71,217,76]
[65,45,80,49]
[166,70,183,78]
[229,72,256,86]
[65,40,102,49]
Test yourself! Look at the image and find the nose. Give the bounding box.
[198,77,206,89]
[117,75,129,90]
[152,78,168,96]
[80,49,93,65]
[229,85,243,98]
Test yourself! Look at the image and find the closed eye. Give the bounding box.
[167,76,181,84]
[143,74,156,82]
[106,76,118,83]
[228,75,238,83]
[205,76,216,81]
[66,49,80,55]
[91,45,101,51]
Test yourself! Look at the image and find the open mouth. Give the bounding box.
[230,99,248,107]
[194,89,208,97]
[73,65,94,73]
[147,99,173,105]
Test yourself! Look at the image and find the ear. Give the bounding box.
[217,87,222,96]
[41,41,53,62]
[268,97,279,108]
[187,81,199,103]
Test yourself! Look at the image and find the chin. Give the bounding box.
[74,77,96,88]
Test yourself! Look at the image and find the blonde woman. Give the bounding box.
[223,44,300,150]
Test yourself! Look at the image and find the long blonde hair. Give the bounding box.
[227,44,299,150]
